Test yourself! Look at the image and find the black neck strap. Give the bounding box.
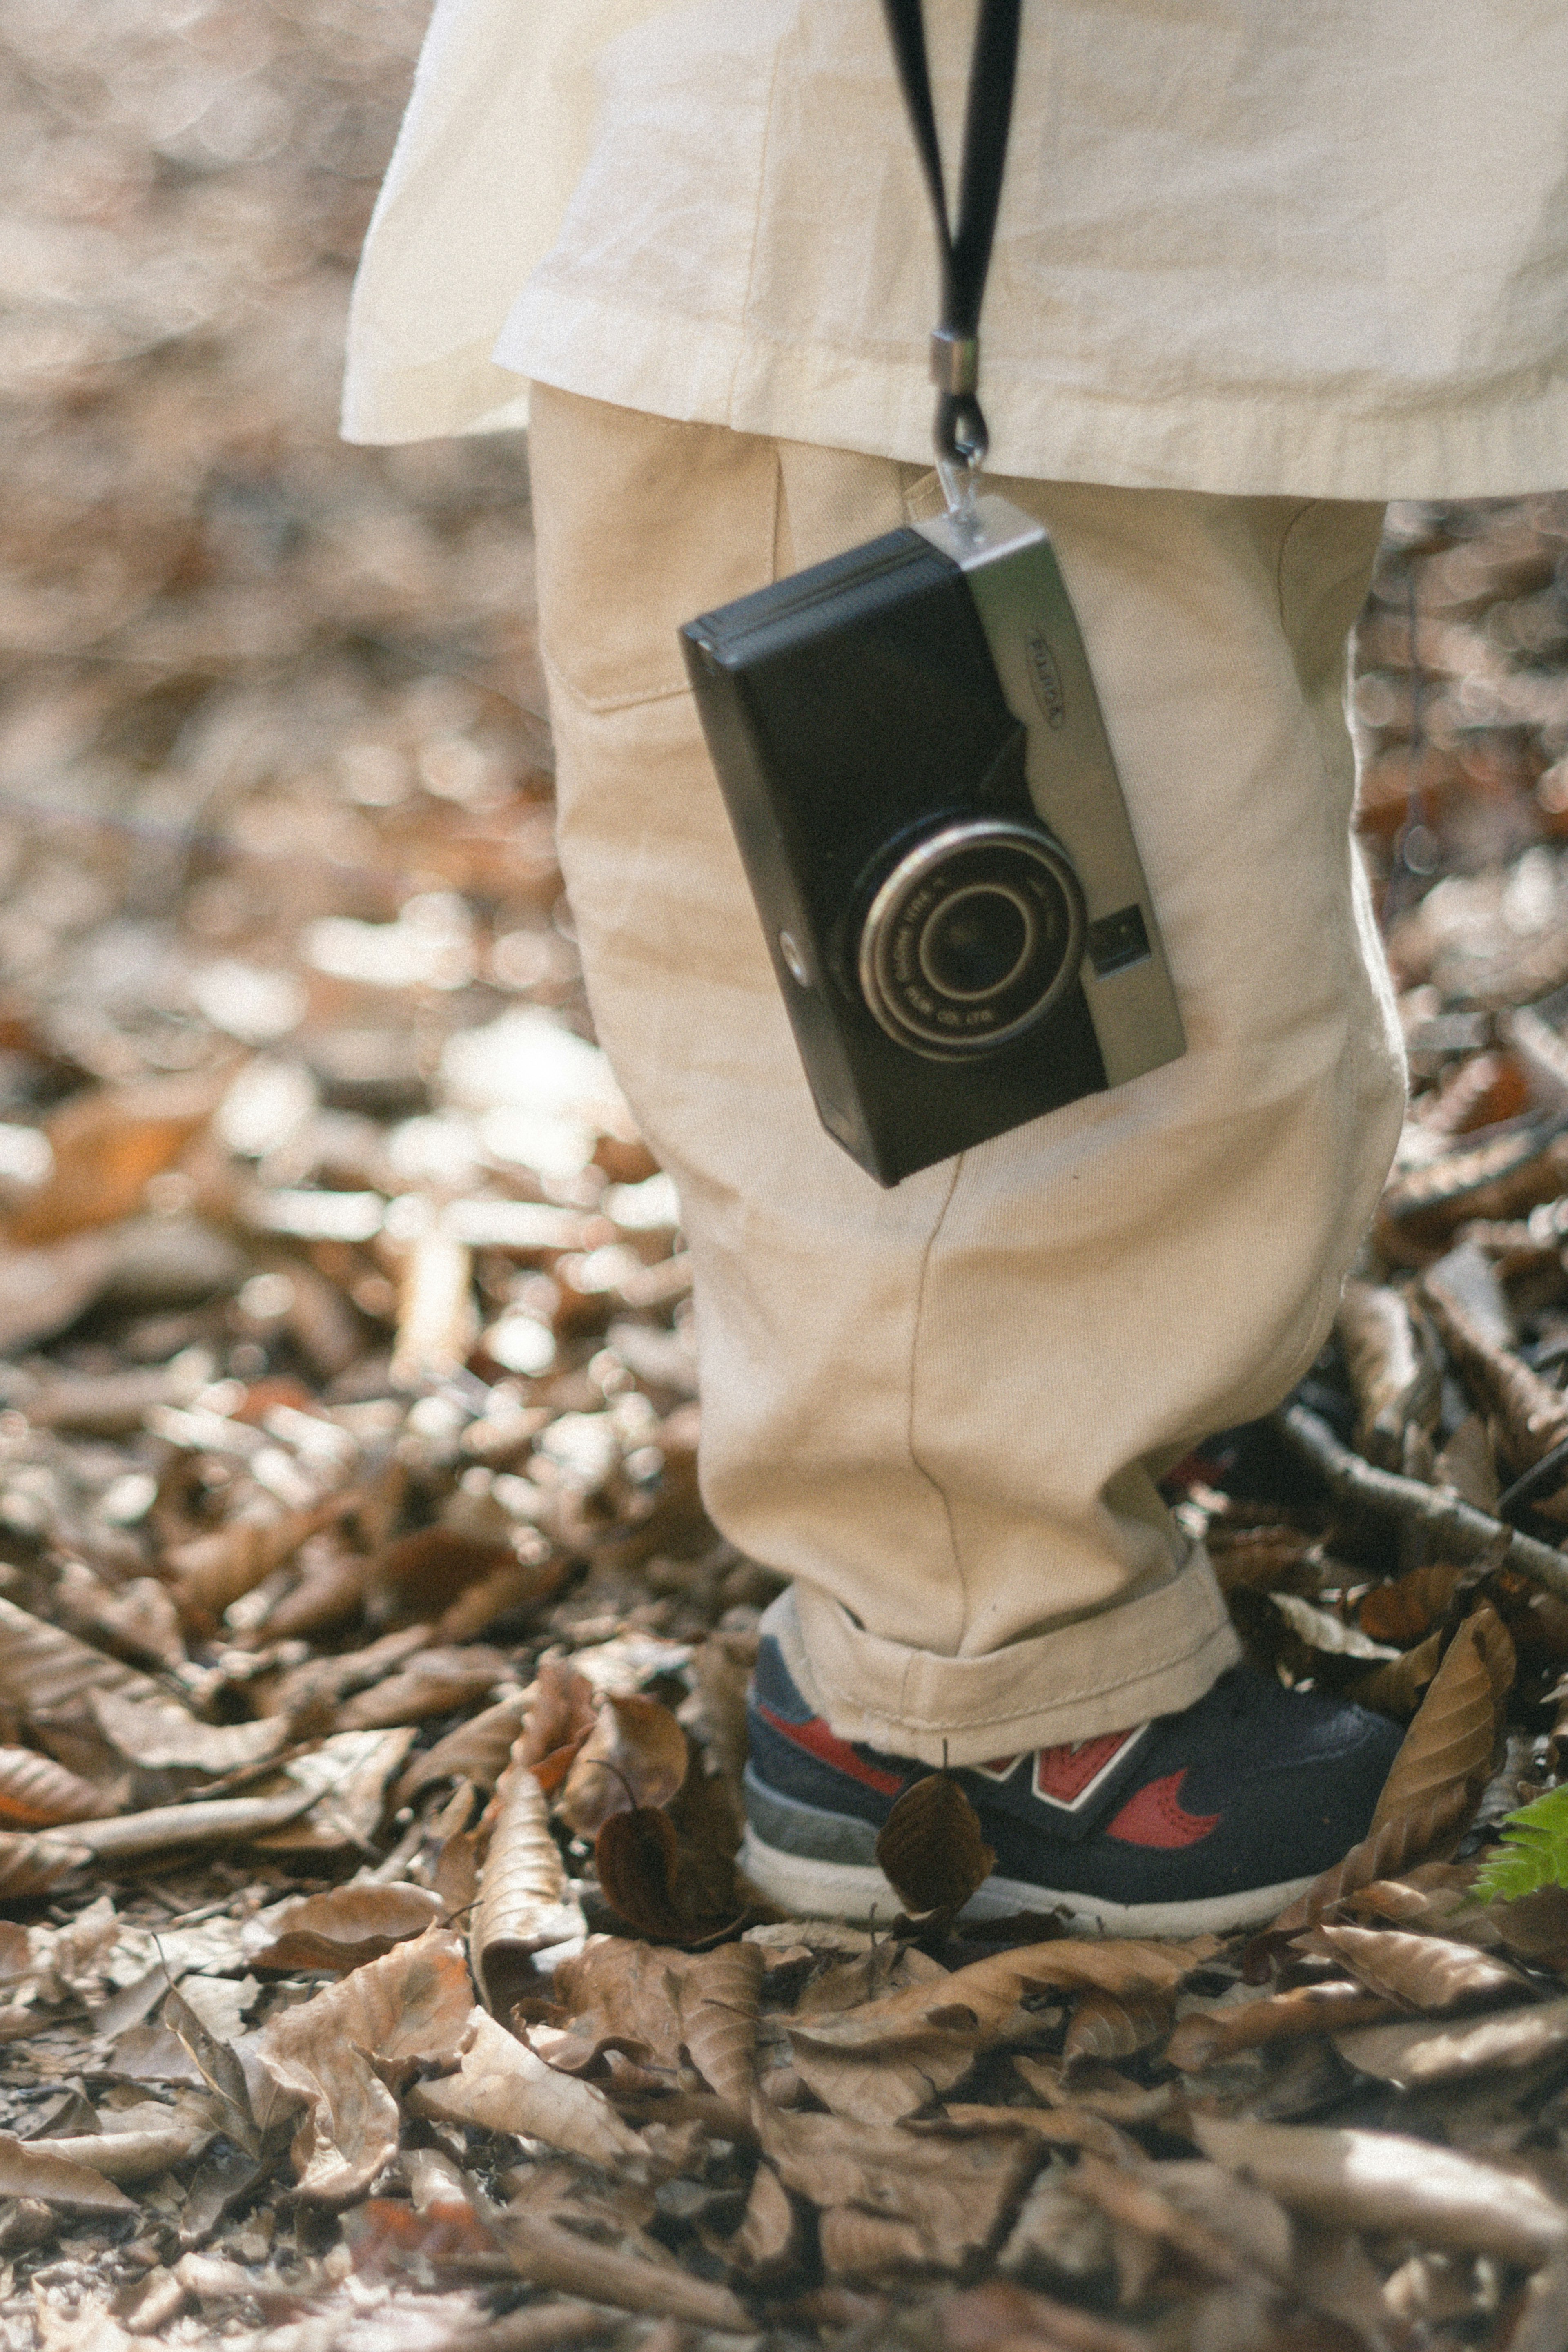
[880,0,1022,472]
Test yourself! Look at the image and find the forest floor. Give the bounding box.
[7,9,1568,2352]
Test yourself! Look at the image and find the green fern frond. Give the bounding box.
[1474,1784,1568,1902]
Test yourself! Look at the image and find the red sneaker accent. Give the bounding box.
[1105,1770,1221,1849]
[1033,1727,1146,1811]
[753,1702,906,1797]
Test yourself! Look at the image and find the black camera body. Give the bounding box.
[680,494,1184,1186]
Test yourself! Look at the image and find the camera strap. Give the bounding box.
[880,0,1022,487]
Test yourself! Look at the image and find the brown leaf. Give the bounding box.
[87,1690,290,1779]
[0,1746,112,1827]
[252,1926,473,2204]
[757,2102,1038,2274]
[0,1595,165,1726]
[254,1726,418,1854]
[553,1935,691,2071]
[1332,1993,1568,2084]
[1062,1986,1174,2071]
[875,1772,995,1918]
[71,1786,316,1858]
[471,1737,583,2014]
[1196,2115,1568,2266]
[165,1492,358,1626]
[723,2160,799,2278]
[515,1660,598,1795]
[434,1554,569,1645]
[491,2205,748,2331]
[366,1527,519,1629]
[1065,2153,1244,2284]
[557,1693,688,1835]
[241,1883,445,1974]
[677,1939,764,2105]
[1336,1279,1439,1469]
[411,2009,646,2167]
[28,2107,215,2180]
[1422,1271,1568,1478]
[336,1646,510,1731]
[1369,1603,1512,1834]
[0,2129,135,2212]
[1342,1628,1443,1719]
[8,1073,220,1247]
[593,1806,687,1940]
[788,1937,1203,2055]
[259,1542,373,1642]
[394,1688,529,1806]
[1305,1922,1530,2012]
[1167,1981,1397,2071]
[1357,1561,1463,1646]
[0,1829,89,1897]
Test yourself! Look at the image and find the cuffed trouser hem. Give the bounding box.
[786,1558,1241,1766]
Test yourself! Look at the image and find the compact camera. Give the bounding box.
[680,494,1185,1186]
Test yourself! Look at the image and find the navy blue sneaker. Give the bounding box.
[741,1601,1403,1935]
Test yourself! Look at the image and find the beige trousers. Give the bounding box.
[527,385,1406,1764]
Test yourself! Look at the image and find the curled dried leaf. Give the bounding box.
[472,1740,583,2015]
[242,1883,445,1974]
[557,1693,688,1835]
[1062,1986,1174,2071]
[1369,1604,1512,1835]
[1166,1980,1396,2071]
[1344,1628,1443,1719]
[515,1661,598,1796]
[1336,1279,1439,1469]
[1357,1561,1464,1646]
[394,1689,529,1807]
[875,1772,994,1919]
[253,1927,474,2205]
[1333,1993,1568,2085]
[1306,1922,1530,2013]
[166,1493,356,1625]
[0,1595,164,1725]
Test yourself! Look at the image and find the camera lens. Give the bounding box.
[858,818,1086,1057]
[919,884,1033,1000]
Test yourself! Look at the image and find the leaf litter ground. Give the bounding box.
[11,11,1568,2352]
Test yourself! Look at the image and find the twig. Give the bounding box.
[1271,1401,1568,1601]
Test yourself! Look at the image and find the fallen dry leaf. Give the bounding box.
[0,2129,135,2211]
[0,1745,113,1826]
[1370,1604,1513,1835]
[336,1645,511,1730]
[942,2278,1149,2352]
[757,2100,1038,2274]
[557,1692,688,1835]
[411,2008,647,2167]
[491,2203,748,2330]
[515,1659,599,1795]
[1195,2115,1568,2265]
[395,1688,530,1806]
[165,1492,359,1626]
[1305,1921,1530,2011]
[1063,1986,1176,2070]
[677,1937,764,2105]
[471,1734,584,2013]
[253,1926,473,2204]
[7,1073,221,1246]
[0,1595,165,1724]
[1333,1992,1568,2084]
[1167,1980,1397,2071]
[241,1882,445,1973]
[875,1771,995,1918]
[1336,1278,1439,1471]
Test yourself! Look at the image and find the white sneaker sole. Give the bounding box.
[739,1824,1317,1940]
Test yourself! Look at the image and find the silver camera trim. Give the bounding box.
[913,497,1186,1094]
[858,816,1087,1057]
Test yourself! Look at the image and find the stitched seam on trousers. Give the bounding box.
[1273,498,1320,634]
[837,1610,1238,1733]
[903,1152,967,1678]
[724,33,788,424]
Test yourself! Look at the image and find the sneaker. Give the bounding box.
[740,1605,1403,1936]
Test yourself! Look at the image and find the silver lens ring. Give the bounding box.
[858,818,1086,1058]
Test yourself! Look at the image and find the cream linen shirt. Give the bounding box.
[343,0,1568,499]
